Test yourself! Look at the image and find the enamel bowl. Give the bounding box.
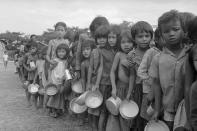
[106,97,122,115]
[72,80,83,94]
[85,90,103,108]
[119,100,139,119]
[75,91,90,105]
[45,84,58,96]
[70,98,87,114]
[28,84,39,94]
[22,81,29,89]
[145,120,169,131]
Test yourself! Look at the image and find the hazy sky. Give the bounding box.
[0,0,196,35]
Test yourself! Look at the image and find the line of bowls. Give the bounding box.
[70,80,139,120]
[25,79,169,131]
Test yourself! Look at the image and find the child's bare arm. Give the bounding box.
[152,77,161,121]
[110,53,120,98]
[94,54,103,90]
[87,52,94,90]
[149,54,161,121]
[127,68,136,100]
[46,41,52,63]
[76,41,82,71]
[46,41,56,65]
[33,68,38,84]
[81,62,86,91]
[23,63,31,72]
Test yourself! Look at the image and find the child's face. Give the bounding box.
[135,31,151,49]
[161,19,183,46]
[57,48,67,59]
[82,47,91,58]
[31,36,36,42]
[108,32,117,47]
[55,26,66,38]
[30,47,37,54]
[121,37,133,54]
[38,53,42,59]
[97,37,107,47]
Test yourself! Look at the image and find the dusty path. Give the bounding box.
[0,62,91,131]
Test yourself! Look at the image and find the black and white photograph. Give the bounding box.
[0,0,197,131]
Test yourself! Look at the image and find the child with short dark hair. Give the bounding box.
[33,47,48,109]
[47,43,70,118]
[108,24,121,52]
[81,38,95,91]
[23,45,38,108]
[127,21,153,131]
[110,30,134,131]
[185,16,197,131]
[150,10,187,131]
[89,16,109,38]
[79,37,95,125]
[137,28,163,104]
[75,16,109,80]
[46,22,69,71]
[87,24,113,131]
[179,12,195,47]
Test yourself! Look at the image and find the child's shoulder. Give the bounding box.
[115,52,124,57]
[148,47,160,53]
[91,48,99,55]
[128,49,136,56]
[145,47,161,56]
[151,52,162,63]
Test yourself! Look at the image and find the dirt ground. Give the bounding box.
[0,62,91,131]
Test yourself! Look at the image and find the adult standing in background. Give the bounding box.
[25,35,38,52]
[3,50,9,70]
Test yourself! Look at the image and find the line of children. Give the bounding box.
[15,11,197,131]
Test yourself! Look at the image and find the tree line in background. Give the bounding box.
[0,20,135,49]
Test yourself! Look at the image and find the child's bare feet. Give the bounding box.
[50,111,58,118]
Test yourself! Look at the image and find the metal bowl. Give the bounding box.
[85,90,103,108]
[45,84,58,96]
[71,80,83,94]
[22,81,29,89]
[106,97,122,115]
[70,98,87,114]
[75,91,90,105]
[145,120,169,131]
[119,100,139,119]
[28,84,39,94]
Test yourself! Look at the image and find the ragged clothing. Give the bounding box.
[51,58,68,85]
[149,47,187,113]
[138,47,161,93]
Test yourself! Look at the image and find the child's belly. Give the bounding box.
[118,68,129,83]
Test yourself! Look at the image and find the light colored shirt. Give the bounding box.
[51,59,67,85]
[149,47,187,113]
[3,54,8,61]
[36,60,45,78]
[138,47,161,93]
